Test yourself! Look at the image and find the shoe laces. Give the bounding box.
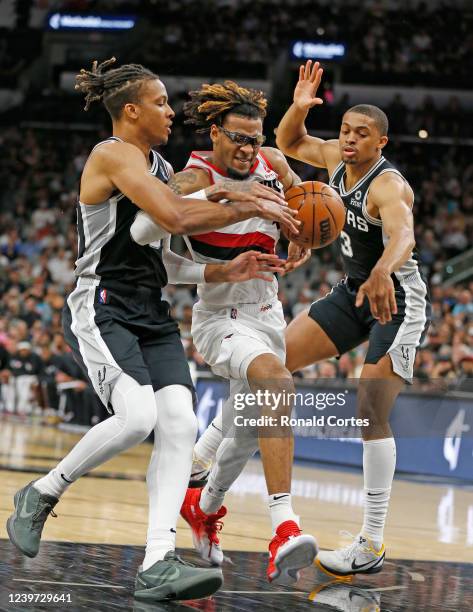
[32,503,57,528]
[202,508,226,548]
[339,531,369,560]
[269,521,302,557]
[166,552,194,567]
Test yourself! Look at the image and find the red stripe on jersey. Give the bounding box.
[258,150,274,172]
[191,231,275,252]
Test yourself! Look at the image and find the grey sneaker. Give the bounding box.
[6,480,58,558]
[134,551,223,602]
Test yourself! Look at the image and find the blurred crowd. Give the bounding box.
[129,0,472,86]
[1,1,471,87]
[0,106,472,421]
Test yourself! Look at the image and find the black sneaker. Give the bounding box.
[134,551,223,601]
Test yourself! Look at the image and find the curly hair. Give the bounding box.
[183,80,267,132]
[75,57,158,118]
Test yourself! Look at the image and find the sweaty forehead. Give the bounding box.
[342,112,376,130]
[223,113,263,135]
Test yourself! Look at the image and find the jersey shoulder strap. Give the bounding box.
[329,160,345,187]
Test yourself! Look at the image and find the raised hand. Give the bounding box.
[293,60,324,112]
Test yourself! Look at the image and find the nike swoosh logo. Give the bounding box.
[273,494,289,501]
[161,567,180,581]
[170,528,176,533]
[351,555,383,571]
[367,492,382,496]
[139,566,181,587]
[61,473,72,484]
[19,489,35,519]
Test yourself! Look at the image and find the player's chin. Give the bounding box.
[227,167,250,180]
[342,155,358,165]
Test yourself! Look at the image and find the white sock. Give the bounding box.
[268,493,298,533]
[144,385,197,571]
[35,373,157,499]
[192,411,223,476]
[361,437,396,549]
[199,434,258,514]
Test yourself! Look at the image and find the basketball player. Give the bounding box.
[276,60,431,576]
[131,81,316,585]
[6,59,298,603]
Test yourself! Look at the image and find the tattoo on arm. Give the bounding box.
[207,180,254,197]
[167,171,199,195]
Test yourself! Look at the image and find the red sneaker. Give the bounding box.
[180,487,227,566]
[267,520,318,585]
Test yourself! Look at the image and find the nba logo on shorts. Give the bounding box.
[98,288,108,304]
[231,308,237,319]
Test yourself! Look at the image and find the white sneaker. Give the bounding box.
[316,533,385,578]
[309,580,381,611]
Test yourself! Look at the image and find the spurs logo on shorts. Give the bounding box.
[400,346,410,373]
[98,366,107,395]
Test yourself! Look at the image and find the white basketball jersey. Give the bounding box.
[183,151,283,307]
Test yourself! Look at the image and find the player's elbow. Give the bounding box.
[275,132,293,155]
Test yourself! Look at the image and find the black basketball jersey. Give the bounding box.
[329,155,420,286]
[75,137,169,292]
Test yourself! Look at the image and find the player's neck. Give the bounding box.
[344,154,382,190]
[112,125,153,168]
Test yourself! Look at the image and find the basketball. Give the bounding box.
[282,181,346,249]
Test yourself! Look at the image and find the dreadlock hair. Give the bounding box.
[183,81,267,132]
[346,104,389,136]
[75,57,159,119]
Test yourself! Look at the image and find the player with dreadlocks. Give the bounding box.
[6,59,298,603]
[130,80,317,585]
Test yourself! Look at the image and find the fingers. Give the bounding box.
[389,289,398,316]
[310,61,320,82]
[355,286,366,308]
[278,209,300,234]
[313,65,323,85]
[253,184,287,206]
[299,64,305,82]
[368,295,379,321]
[304,60,312,80]
[254,273,278,282]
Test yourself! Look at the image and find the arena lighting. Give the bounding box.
[291,41,346,61]
[418,129,429,139]
[47,13,136,31]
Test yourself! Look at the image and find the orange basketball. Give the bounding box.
[282,180,346,249]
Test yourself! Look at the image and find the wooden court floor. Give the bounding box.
[1,419,472,564]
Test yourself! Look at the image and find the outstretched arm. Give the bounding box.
[355,174,415,324]
[276,60,340,173]
[92,141,299,235]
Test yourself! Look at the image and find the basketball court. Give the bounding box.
[1,419,472,610]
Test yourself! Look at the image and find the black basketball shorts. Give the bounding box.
[308,277,431,381]
[63,278,193,407]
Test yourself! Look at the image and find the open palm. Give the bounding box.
[294,60,324,111]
